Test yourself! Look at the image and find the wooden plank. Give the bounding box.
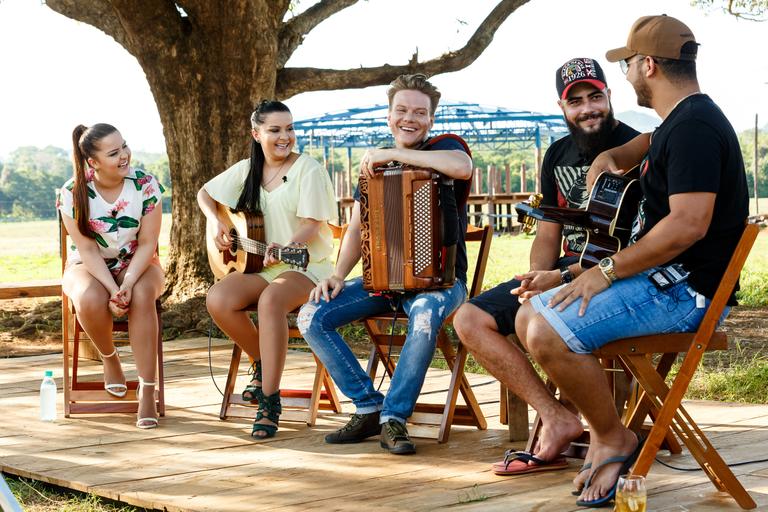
[0,338,765,512]
[0,279,61,299]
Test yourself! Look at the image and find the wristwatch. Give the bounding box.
[560,267,574,284]
[598,257,618,284]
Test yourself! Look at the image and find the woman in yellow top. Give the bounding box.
[197,100,336,438]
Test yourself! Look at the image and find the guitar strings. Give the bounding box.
[228,233,274,256]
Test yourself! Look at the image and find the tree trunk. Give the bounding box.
[138,10,281,302]
[44,0,524,303]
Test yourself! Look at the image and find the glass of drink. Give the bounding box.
[614,474,646,512]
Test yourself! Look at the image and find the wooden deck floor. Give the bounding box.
[1,338,767,511]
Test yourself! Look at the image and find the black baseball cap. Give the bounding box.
[556,58,608,100]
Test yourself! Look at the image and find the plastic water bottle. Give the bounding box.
[39,370,57,422]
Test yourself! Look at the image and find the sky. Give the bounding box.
[1,0,767,158]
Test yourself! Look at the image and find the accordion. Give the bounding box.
[359,164,456,293]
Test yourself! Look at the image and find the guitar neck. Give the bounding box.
[233,235,276,258]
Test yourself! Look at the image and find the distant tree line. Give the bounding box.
[0,129,765,220]
[0,147,171,219]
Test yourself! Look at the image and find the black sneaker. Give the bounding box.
[380,419,416,455]
[325,411,381,444]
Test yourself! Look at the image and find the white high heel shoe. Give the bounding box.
[98,348,127,398]
[136,377,159,429]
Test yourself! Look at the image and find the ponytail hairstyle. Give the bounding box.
[71,123,119,237]
[235,100,291,213]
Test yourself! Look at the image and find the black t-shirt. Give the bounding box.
[540,121,640,257]
[353,136,470,282]
[631,94,748,303]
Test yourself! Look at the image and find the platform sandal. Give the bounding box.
[251,390,281,439]
[241,360,262,402]
[98,348,127,398]
[136,377,159,429]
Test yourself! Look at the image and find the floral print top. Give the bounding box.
[57,168,164,276]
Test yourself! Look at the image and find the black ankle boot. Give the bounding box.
[325,411,381,444]
[380,419,416,455]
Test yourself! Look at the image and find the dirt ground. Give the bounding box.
[1,296,766,364]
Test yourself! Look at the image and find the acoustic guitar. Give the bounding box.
[206,201,309,280]
[515,169,642,268]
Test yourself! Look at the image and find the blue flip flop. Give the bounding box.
[575,436,646,508]
[571,462,592,496]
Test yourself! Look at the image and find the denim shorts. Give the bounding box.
[529,269,729,354]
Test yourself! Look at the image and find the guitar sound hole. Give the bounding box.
[229,229,239,253]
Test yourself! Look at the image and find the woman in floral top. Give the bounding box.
[58,123,165,429]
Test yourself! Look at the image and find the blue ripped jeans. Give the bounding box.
[298,277,467,425]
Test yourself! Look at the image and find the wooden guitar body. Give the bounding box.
[206,202,266,280]
[206,202,309,281]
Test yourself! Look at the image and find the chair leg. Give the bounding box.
[307,356,327,426]
[499,384,508,425]
[322,365,342,413]
[156,306,165,417]
[364,319,399,380]
[62,299,72,418]
[504,387,531,442]
[622,354,757,510]
[437,336,486,443]
[624,353,683,454]
[220,344,243,420]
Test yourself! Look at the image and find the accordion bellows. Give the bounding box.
[359,165,454,292]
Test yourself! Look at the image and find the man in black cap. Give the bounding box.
[515,15,749,507]
[454,57,639,476]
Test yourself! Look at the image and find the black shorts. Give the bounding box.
[467,256,580,336]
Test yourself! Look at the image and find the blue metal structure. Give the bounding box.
[293,102,568,153]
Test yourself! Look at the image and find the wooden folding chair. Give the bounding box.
[364,224,493,442]
[592,222,760,509]
[60,217,165,417]
[218,224,345,426]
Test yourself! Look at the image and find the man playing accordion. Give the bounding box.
[299,73,472,455]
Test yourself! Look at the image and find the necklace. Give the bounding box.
[262,155,292,188]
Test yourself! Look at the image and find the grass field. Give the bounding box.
[1,214,765,305]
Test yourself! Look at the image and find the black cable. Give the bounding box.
[207,316,226,398]
[417,379,497,396]
[655,455,768,472]
[376,295,401,392]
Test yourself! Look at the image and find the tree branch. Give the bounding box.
[277,0,359,69]
[110,0,185,47]
[46,0,184,57]
[45,0,130,49]
[275,0,526,99]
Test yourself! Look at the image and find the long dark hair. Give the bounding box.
[235,100,292,213]
[71,123,119,237]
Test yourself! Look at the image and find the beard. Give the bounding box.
[565,108,617,159]
[632,76,653,109]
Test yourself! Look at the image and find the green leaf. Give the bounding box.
[86,186,96,199]
[116,216,140,228]
[96,216,119,233]
[142,196,158,215]
[94,234,109,248]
